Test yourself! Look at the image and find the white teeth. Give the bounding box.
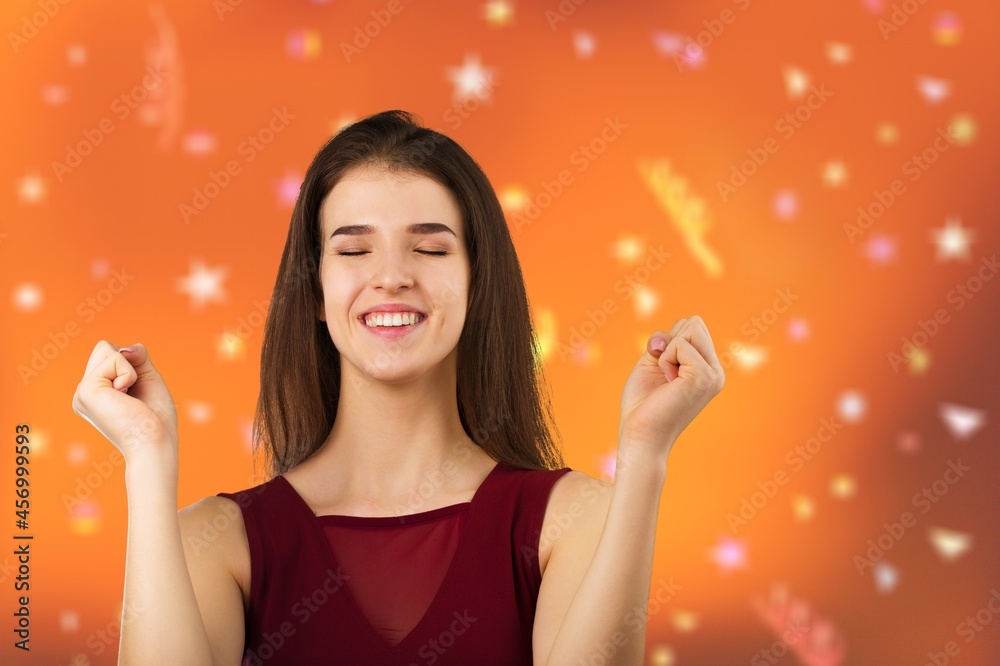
[364,312,423,327]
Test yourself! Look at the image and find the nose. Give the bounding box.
[370,246,415,291]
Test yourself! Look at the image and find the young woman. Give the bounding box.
[72,110,725,665]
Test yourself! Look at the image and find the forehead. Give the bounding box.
[320,167,463,238]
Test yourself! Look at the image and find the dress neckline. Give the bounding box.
[272,460,504,654]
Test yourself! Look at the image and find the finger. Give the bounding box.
[646,317,689,360]
[677,316,724,372]
[83,340,120,378]
[659,333,713,381]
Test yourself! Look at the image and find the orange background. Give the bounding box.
[2,0,998,664]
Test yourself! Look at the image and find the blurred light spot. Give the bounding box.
[864,232,898,265]
[896,430,922,454]
[218,332,246,360]
[91,258,111,279]
[947,114,976,146]
[931,12,962,45]
[67,442,88,466]
[905,346,931,375]
[68,500,101,535]
[733,343,768,371]
[938,402,986,440]
[611,234,646,265]
[824,41,853,65]
[18,171,47,205]
[186,401,214,424]
[12,283,44,312]
[182,130,217,156]
[783,65,810,100]
[709,536,748,573]
[67,43,87,66]
[830,473,857,499]
[786,317,810,342]
[671,609,699,633]
[836,390,867,423]
[931,216,975,262]
[572,30,596,58]
[286,29,321,60]
[633,284,659,318]
[42,84,69,105]
[875,122,899,145]
[928,526,973,562]
[772,189,799,221]
[483,1,514,27]
[446,52,498,103]
[275,171,303,208]
[60,609,80,633]
[792,494,814,522]
[916,75,951,104]
[821,160,848,188]
[498,184,529,213]
[873,561,899,593]
[649,645,676,666]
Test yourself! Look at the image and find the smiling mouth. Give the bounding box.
[359,312,427,328]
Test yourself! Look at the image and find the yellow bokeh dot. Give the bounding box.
[948,114,976,146]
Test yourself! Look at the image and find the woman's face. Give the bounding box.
[317,166,471,382]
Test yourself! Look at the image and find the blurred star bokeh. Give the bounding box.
[2,1,998,664]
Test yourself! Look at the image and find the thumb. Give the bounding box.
[117,343,159,383]
[644,332,680,381]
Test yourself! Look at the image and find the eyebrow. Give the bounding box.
[329,223,457,239]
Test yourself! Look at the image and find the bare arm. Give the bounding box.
[533,449,666,666]
[117,453,216,666]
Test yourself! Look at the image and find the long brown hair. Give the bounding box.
[251,110,565,480]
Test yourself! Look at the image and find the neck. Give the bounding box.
[299,351,490,507]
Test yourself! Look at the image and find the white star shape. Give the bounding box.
[931,217,975,261]
[176,259,228,309]
[446,52,498,103]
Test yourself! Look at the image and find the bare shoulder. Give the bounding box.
[538,470,613,576]
[178,495,252,611]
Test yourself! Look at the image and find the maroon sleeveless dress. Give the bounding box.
[216,460,573,665]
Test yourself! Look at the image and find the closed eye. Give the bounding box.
[336,250,448,256]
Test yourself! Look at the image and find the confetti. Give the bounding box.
[12,283,44,312]
[751,583,847,665]
[636,158,723,278]
[671,609,699,632]
[864,232,898,265]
